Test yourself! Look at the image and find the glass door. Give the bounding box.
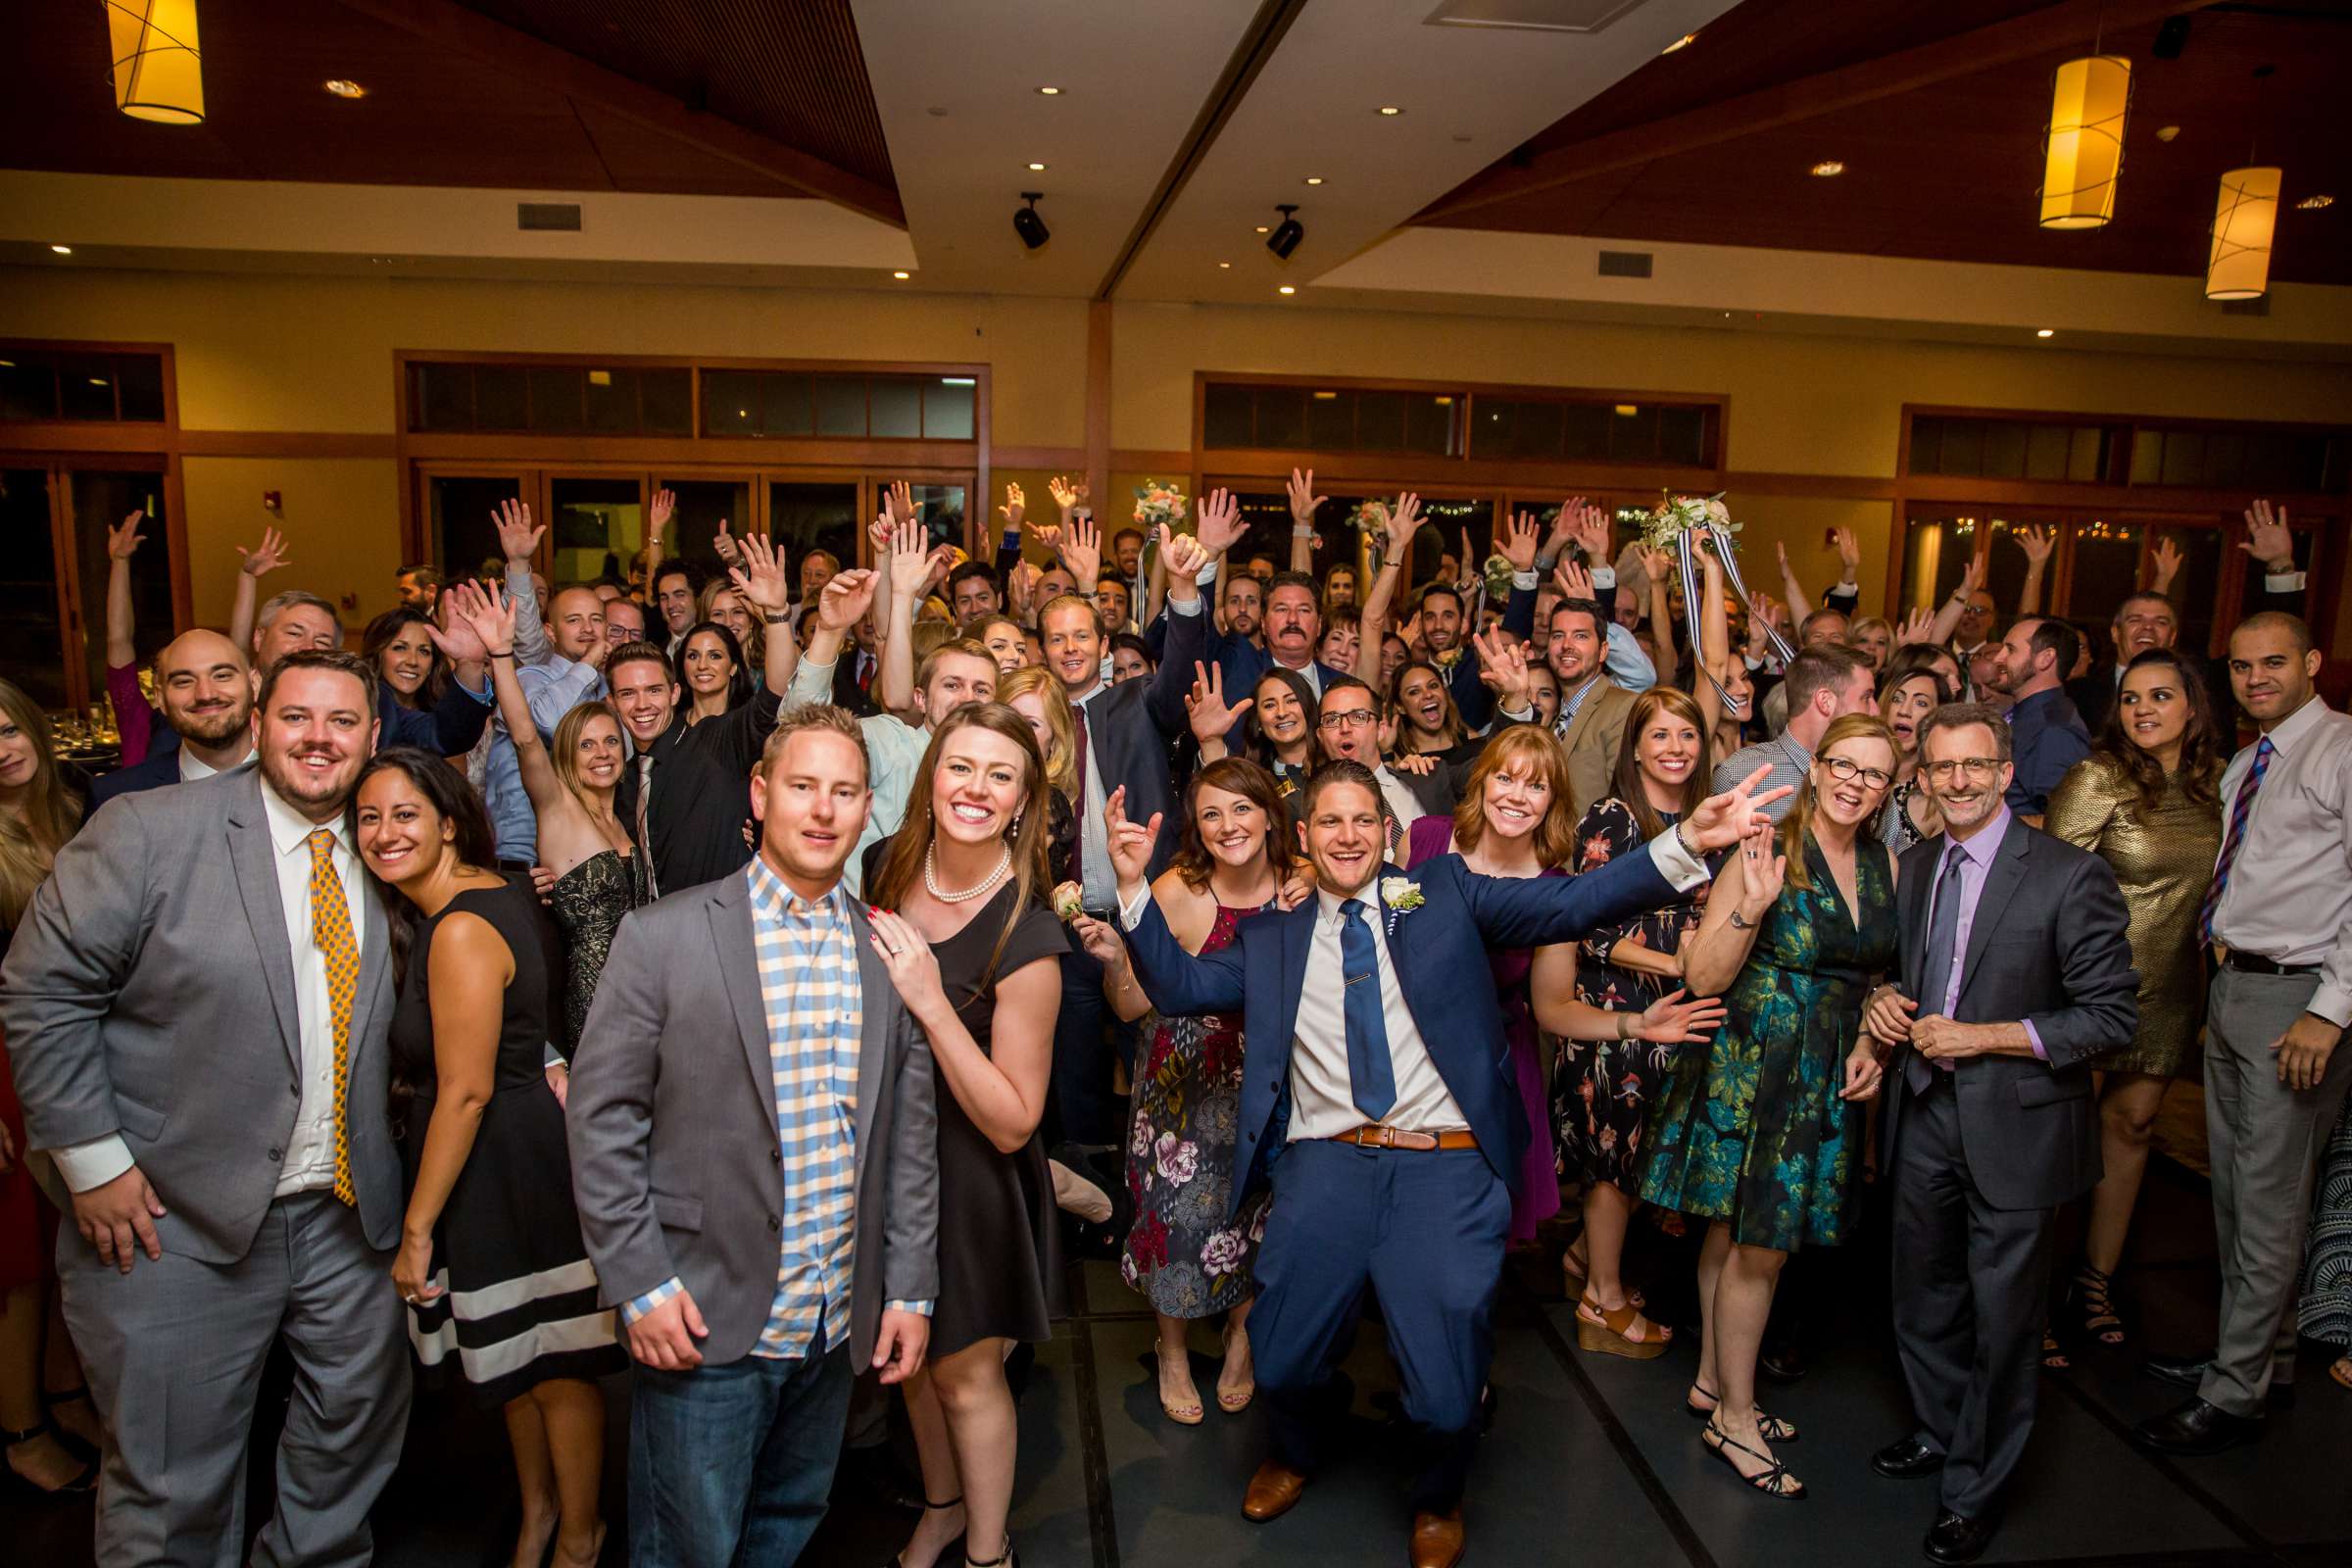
[544,474,645,589]
[654,474,757,584]
[69,466,172,712]
[766,479,859,594]
[0,467,69,710]
[422,469,531,582]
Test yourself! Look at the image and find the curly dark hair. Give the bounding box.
[2092,648,2226,812]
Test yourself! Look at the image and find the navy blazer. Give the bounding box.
[1082,602,1206,882]
[88,747,181,809]
[1123,846,1679,1209]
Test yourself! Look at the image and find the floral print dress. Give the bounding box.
[1122,902,1268,1318]
[1553,798,1708,1196]
[1639,831,1894,1252]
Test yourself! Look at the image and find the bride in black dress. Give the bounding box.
[448,582,648,1068]
[353,749,624,1568]
[863,704,1066,1568]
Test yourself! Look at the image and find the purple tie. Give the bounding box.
[2199,735,2274,947]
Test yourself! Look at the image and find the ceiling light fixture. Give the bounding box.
[2039,54,2131,228]
[1026,162,1047,171]
[1013,191,1050,250]
[2036,328,2056,338]
[1266,204,1303,260]
[50,244,72,255]
[323,78,367,98]
[1809,161,1844,177]
[105,0,206,124]
[1303,175,1324,186]
[1377,106,1402,116]
[1035,85,1060,95]
[1254,224,1270,233]
[891,270,910,279]
[1277,285,1297,296]
[1661,32,1697,55]
[1217,262,1231,269]
[2297,193,2335,210]
[2207,165,2280,300]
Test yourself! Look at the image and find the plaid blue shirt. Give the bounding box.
[623,859,931,1356]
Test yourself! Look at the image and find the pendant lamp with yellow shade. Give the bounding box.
[103,0,205,125]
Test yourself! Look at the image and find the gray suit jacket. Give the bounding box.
[565,870,940,1365]
[0,767,404,1261]
[1882,814,2138,1209]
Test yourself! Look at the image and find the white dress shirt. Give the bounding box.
[179,746,256,784]
[49,777,366,1195]
[2208,694,2352,1027]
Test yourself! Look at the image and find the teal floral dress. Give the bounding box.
[1639,831,1895,1251]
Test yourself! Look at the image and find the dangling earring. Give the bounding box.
[1009,812,1025,837]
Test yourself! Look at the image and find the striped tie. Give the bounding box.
[307,831,361,1206]
[2198,735,2275,948]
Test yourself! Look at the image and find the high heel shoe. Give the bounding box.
[965,1538,1017,1568]
[1575,1296,1671,1360]
[1700,1419,1806,1501]
[1154,1349,1204,1425]
[885,1496,963,1568]
[1684,1383,1797,1442]
[2073,1262,2126,1348]
[2,1421,98,1497]
[1216,1326,1255,1413]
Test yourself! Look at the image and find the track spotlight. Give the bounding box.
[1266,205,1302,260]
[1012,192,1050,250]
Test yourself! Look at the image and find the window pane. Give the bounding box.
[2129,429,2164,484]
[904,484,966,553]
[2026,424,2071,480]
[814,376,865,437]
[1203,384,1253,448]
[1404,395,1457,457]
[474,367,528,430]
[1607,405,1659,462]
[527,368,585,433]
[2160,431,2204,486]
[2149,523,2224,658]
[763,374,812,437]
[870,378,921,439]
[1305,391,1352,448]
[2202,429,2244,487]
[1938,421,1984,477]
[60,357,117,421]
[584,368,636,433]
[1256,388,1306,448]
[0,467,68,710]
[1356,391,1404,452]
[72,472,172,710]
[416,364,472,431]
[1511,401,1567,460]
[115,356,166,422]
[1657,405,1709,466]
[1562,402,1611,461]
[1983,422,2029,479]
[704,370,761,437]
[923,379,975,440]
[547,477,641,586]
[2070,426,2107,482]
[428,474,524,579]
[640,368,693,434]
[767,482,859,588]
[2063,518,2140,647]
[1909,417,1943,474]
[1897,514,1974,610]
[0,359,59,421]
[656,479,754,581]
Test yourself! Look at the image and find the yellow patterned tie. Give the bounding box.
[308,829,360,1207]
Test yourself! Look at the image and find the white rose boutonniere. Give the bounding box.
[1379,876,1424,934]
[1052,881,1085,922]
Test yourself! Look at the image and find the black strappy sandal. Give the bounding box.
[965,1538,1017,1568]
[2,1420,98,1497]
[1684,1382,1797,1442]
[2075,1262,2127,1348]
[885,1496,963,1568]
[1700,1418,1806,1501]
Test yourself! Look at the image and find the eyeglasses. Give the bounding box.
[1820,757,1894,791]
[1922,757,2002,781]
[1317,709,1378,729]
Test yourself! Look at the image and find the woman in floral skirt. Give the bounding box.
[1072,759,1296,1426]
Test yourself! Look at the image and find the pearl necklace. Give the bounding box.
[924,842,1011,904]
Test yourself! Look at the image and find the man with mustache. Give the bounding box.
[89,629,258,807]
[5,650,413,1566]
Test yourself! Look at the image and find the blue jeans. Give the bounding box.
[627,1343,854,1568]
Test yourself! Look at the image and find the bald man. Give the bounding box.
[92,630,260,808]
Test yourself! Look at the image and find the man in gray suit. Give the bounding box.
[2,649,410,1568]
[1862,702,2137,1566]
[568,703,940,1568]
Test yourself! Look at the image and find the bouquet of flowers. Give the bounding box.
[1642,489,1792,674]
[1133,480,1187,529]
[1480,553,1517,602]
[1351,498,1391,535]
[1640,492,1735,552]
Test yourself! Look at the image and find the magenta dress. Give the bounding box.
[1405,817,1562,1243]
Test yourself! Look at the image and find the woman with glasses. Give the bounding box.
[2039,649,2225,1362]
[1642,713,1900,1501]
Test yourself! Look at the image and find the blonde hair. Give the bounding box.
[698,580,766,667]
[0,680,85,930]
[1778,712,1898,891]
[548,702,625,813]
[995,664,1078,799]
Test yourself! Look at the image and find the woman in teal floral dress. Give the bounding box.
[1642,713,1899,1501]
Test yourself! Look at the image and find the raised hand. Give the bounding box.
[2241,498,2294,572]
[1158,522,1209,586]
[1634,988,1728,1046]
[921,544,956,598]
[1196,487,1248,557]
[1285,466,1326,530]
[1102,785,1160,896]
[1060,513,1102,589]
[1895,607,1937,646]
[427,580,493,663]
[885,479,915,530]
[2015,522,2055,567]
[1637,544,1676,583]
[1684,763,1796,853]
[817,567,878,632]
[444,578,516,654]
[1396,609,1423,656]
[1730,816,1788,901]
[1957,550,1988,602]
[489,498,542,565]
[728,531,790,612]
[1553,558,1595,605]
[2147,535,2183,592]
[999,481,1026,533]
[108,510,147,561]
[237,523,291,579]
[1456,525,1477,588]
[1471,625,1532,710]
[867,508,896,553]
[1564,499,1611,564]
[1186,660,1250,745]
[1046,473,1087,524]
[1380,492,1425,563]
[1835,525,1863,577]
[649,488,675,544]
[711,518,742,567]
[1499,509,1542,574]
[1006,560,1041,616]
[887,519,930,600]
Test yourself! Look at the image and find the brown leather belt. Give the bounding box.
[1328,1124,1478,1152]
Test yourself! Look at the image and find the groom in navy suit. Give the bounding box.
[1110,758,1786,1568]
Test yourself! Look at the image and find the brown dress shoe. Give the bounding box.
[1411,1508,1465,1568]
[1241,1460,1308,1521]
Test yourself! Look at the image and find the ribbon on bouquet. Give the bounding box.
[1676,520,1792,711]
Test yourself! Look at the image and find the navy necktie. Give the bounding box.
[1338,899,1396,1121]
[1908,843,1968,1095]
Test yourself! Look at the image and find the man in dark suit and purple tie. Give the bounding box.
[1107,757,1787,1568]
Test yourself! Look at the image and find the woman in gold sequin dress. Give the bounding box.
[2041,649,2226,1357]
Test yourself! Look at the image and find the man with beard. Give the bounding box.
[1980,617,2090,824]
[394,563,441,614]
[90,629,258,806]
[4,650,413,1567]
[1219,572,1263,647]
[1865,705,2134,1565]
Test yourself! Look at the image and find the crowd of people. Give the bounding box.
[0,470,2346,1568]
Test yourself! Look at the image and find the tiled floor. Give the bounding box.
[10,1161,2348,1566]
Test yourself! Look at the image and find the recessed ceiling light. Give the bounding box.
[892,270,910,279]
[1810,161,1845,177]
[1277,285,1297,295]
[1303,175,1324,185]
[1254,224,1270,233]
[49,244,71,255]
[1026,162,1047,171]
[2298,193,2335,210]
[1661,32,1697,55]
[2036,328,2055,338]
[88,377,110,387]
[1035,85,1060,95]
[323,79,367,98]
[1218,262,1231,269]
[1377,106,1402,117]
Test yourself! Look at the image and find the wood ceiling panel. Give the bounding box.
[1424,0,2352,286]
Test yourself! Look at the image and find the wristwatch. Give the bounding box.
[761,611,793,624]
[1730,908,1754,931]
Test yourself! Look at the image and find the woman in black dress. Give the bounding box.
[354,749,623,1568]
[863,705,1066,1568]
